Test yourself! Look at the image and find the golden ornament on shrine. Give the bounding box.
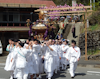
[40,11,44,15]
[26,19,31,23]
[26,19,31,27]
[39,11,44,20]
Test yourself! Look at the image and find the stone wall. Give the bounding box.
[79,31,100,55]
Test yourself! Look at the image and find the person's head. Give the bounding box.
[59,40,62,45]
[29,41,32,45]
[14,39,19,46]
[19,42,24,48]
[37,40,41,44]
[63,39,68,45]
[73,25,75,28]
[71,40,76,47]
[11,38,14,45]
[9,38,12,44]
[18,40,21,43]
[34,39,38,45]
[26,39,29,44]
[48,39,52,45]
[55,39,59,45]
[58,32,60,36]
[52,40,55,45]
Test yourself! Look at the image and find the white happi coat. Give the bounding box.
[13,48,31,78]
[53,45,61,69]
[38,45,44,74]
[4,44,15,71]
[66,46,81,63]
[66,46,81,77]
[25,46,36,74]
[44,46,56,73]
[31,44,40,74]
[40,45,47,73]
[61,44,69,65]
[41,44,47,56]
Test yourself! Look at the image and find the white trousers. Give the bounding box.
[16,68,28,79]
[61,57,69,66]
[69,62,78,77]
[47,72,53,78]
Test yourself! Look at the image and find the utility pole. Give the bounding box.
[85,9,88,60]
[90,0,92,10]
[72,0,76,7]
[93,0,95,10]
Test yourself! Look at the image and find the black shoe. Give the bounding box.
[71,77,74,79]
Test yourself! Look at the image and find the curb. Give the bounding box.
[78,64,100,68]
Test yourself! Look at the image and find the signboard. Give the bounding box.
[72,0,77,11]
[72,0,76,7]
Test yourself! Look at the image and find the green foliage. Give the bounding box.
[89,7,100,26]
[87,49,100,55]
[52,0,71,5]
[52,0,90,6]
[89,24,99,31]
[52,0,100,6]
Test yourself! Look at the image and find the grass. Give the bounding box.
[81,24,100,33]
[89,24,99,31]
[87,49,100,55]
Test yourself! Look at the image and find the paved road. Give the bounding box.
[0,62,100,79]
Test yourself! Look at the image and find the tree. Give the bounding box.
[52,0,90,5]
[52,0,100,6]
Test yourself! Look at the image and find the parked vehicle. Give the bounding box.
[0,40,3,55]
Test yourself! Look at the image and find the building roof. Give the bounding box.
[0,0,56,8]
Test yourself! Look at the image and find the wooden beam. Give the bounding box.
[48,10,93,14]
[46,13,84,16]
[35,6,92,12]
[0,3,46,8]
[85,9,88,60]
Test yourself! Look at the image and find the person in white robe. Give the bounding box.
[42,39,56,79]
[24,40,36,79]
[4,38,15,79]
[13,39,20,79]
[40,41,47,75]
[31,39,40,79]
[60,39,69,70]
[13,42,31,79]
[54,40,62,72]
[50,40,59,74]
[35,40,43,79]
[66,40,81,78]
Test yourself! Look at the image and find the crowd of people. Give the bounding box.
[4,38,81,79]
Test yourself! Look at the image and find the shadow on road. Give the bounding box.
[42,71,67,79]
[75,73,86,77]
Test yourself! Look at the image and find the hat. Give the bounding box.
[63,39,66,42]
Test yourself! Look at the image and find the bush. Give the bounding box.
[89,7,100,25]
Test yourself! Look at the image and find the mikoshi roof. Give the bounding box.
[0,0,56,8]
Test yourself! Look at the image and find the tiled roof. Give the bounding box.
[0,0,56,7]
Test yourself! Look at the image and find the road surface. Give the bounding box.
[0,62,100,79]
